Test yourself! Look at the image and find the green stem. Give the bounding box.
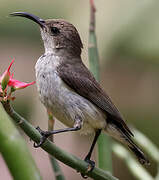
[48,111,65,180]
[0,104,42,180]
[97,134,112,172]
[1,101,118,180]
[49,158,65,180]
[88,0,112,172]
[89,31,100,81]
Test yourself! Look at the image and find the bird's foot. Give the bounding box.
[81,157,95,178]
[34,126,50,148]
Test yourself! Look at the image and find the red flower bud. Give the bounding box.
[0,60,14,90]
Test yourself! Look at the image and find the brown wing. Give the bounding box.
[57,60,133,137]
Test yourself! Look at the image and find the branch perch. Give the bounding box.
[1,100,118,180]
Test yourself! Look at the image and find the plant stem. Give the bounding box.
[89,0,112,172]
[1,101,118,180]
[47,110,65,180]
[0,104,42,180]
[97,134,112,172]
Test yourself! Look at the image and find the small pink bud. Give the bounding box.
[0,60,14,91]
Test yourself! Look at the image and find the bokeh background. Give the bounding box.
[0,0,159,179]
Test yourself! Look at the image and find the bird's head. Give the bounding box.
[10,12,83,56]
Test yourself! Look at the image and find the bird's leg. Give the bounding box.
[34,115,82,148]
[81,129,101,178]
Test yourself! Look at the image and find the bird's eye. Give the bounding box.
[50,27,60,35]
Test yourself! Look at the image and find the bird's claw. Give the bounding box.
[35,126,46,135]
[33,126,50,148]
[81,157,95,178]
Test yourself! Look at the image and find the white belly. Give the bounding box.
[35,54,107,135]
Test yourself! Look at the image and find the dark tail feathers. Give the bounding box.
[106,120,150,165]
[128,141,150,165]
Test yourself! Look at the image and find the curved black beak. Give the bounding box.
[10,12,45,28]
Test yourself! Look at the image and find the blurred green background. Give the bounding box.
[0,0,158,179]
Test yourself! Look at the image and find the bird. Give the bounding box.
[10,12,149,174]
